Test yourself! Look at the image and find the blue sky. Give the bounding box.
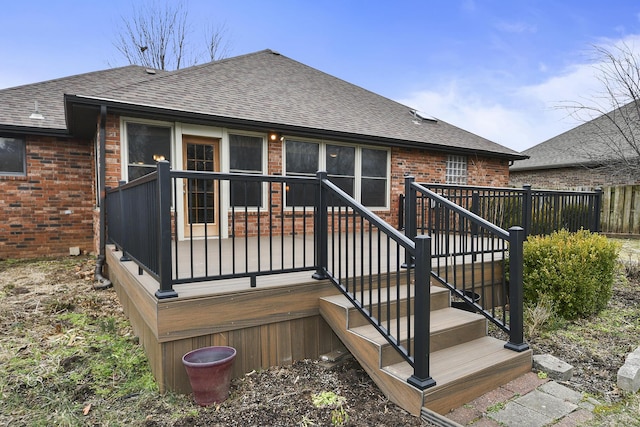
[2,1,639,152]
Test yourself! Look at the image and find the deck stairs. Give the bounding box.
[319,282,532,416]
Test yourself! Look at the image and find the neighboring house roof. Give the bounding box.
[511,102,640,171]
[1,49,523,159]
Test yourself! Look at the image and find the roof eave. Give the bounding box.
[0,123,70,138]
[65,94,526,160]
[510,159,600,172]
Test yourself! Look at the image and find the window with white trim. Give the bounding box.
[446,155,467,184]
[125,122,172,180]
[326,144,355,197]
[285,140,319,206]
[0,137,26,176]
[229,133,264,207]
[284,139,389,208]
[361,148,388,206]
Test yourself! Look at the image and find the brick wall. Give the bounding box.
[1,112,512,259]
[510,166,638,190]
[0,135,95,259]
[224,145,510,238]
[388,149,510,227]
[105,113,122,189]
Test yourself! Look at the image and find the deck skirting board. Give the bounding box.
[106,245,345,393]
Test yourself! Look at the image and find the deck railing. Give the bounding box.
[415,183,602,237]
[105,163,535,388]
[105,161,319,298]
[405,177,529,353]
[104,172,169,293]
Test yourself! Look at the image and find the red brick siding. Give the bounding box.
[1,111,511,258]
[0,135,95,259]
[105,113,123,189]
[387,149,510,226]
[226,147,510,237]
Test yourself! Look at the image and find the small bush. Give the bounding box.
[622,256,640,280]
[522,229,619,320]
[524,294,555,338]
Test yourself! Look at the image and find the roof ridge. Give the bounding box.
[86,49,276,97]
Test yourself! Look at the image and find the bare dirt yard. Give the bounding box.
[0,257,431,426]
[1,238,639,426]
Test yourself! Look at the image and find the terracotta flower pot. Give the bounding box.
[182,346,236,406]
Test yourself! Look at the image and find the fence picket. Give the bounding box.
[633,186,640,234]
[599,185,640,235]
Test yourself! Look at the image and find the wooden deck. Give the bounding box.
[107,243,345,394]
[105,231,527,416]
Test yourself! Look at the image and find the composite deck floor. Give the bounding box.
[108,231,505,299]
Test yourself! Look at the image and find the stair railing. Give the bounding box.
[405,176,529,352]
[314,171,436,389]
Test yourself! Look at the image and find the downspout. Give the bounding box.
[94,105,112,289]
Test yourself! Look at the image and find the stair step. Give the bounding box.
[384,336,532,414]
[350,307,487,366]
[319,290,532,417]
[321,285,450,328]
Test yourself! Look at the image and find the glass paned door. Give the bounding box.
[183,136,220,237]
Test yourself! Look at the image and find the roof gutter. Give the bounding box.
[0,124,71,138]
[510,159,605,172]
[65,94,526,161]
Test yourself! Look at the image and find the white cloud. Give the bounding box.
[398,34,640,153]
[398,85,559,152]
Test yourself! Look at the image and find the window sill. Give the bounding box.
[0,174,28,181]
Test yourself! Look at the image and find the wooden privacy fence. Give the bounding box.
[601,185,640,235]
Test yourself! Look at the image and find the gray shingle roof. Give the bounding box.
[1,49,521,158]
[0,66,167,132]
[511,103,640,171]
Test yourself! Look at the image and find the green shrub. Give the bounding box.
[522,229,619,320]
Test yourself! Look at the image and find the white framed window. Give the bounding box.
[0,137,26,176]
[284,139,389,208]
[360,148,388,206]
[123,120,173,181]
[284,139,320,207]
[446,155,467,184]
[229,133,265,207]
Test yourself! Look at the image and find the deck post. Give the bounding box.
[408,235,436,390]
[118,181,131,262]
[505,226,529,352]
[398,193,405,230]
[155,161,178,299]
[313,171,329,280]
[403,176,416,268]
[522,184,532,237]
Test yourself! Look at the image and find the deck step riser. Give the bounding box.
[346,287,450,328]
[319,297,425,415]
[319,293,532,417]
[378,316,487,366]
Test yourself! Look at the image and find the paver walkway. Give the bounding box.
[444,372,600,427]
